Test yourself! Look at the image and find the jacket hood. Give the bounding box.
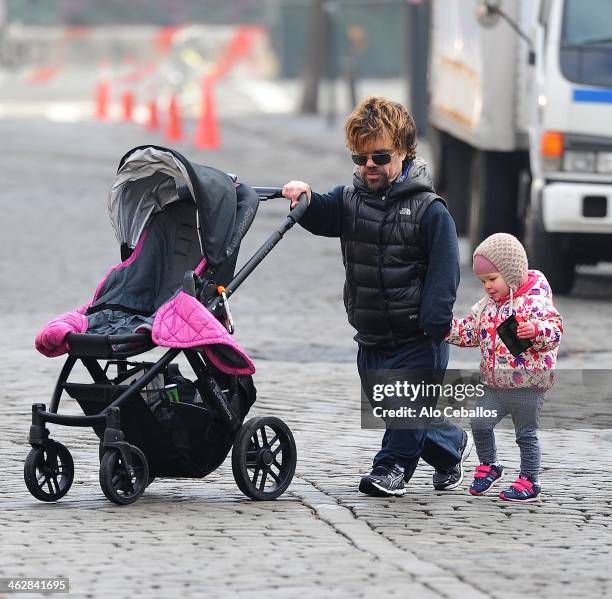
[495,269,553,305]
[352,156,437,205]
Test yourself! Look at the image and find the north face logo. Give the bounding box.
[399,207,411,216]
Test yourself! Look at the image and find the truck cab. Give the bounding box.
[428,0,612,293]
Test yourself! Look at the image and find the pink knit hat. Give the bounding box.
[473,255,498,275]
[472,233,528,291]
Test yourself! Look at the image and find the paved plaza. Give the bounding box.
[1,116,611,598]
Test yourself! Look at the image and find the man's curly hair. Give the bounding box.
[345,96,417,161]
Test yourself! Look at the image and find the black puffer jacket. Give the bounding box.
[301,158,452,348]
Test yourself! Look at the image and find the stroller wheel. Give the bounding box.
[24,441,74,502]
[232,416,297,501]
[99,440,154,487]
[99,445,149,505]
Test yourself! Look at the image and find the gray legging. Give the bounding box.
[470,386,545,481]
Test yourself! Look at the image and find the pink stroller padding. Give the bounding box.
[152,291,255,375]
[35,308,89,358]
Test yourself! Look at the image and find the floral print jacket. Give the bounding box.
[445,270,563,390]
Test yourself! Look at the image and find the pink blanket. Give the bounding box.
[152,291,255,375]
[35,292,254,376]
[35,307,88,358]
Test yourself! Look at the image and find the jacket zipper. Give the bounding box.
[377,194,395,341]
[489,302,502,385]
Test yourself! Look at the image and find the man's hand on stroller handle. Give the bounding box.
[282,181,312,209]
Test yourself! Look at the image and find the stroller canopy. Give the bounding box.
[109,145,259,267]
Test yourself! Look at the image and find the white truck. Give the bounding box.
[428,0,612,293]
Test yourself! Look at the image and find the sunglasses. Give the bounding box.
[351,151,396,166]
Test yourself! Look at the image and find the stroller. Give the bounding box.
[27,145,308,505]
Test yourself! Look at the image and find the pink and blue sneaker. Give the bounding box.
[469,463,504,495]
[498,475,541,503]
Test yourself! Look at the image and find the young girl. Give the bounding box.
[446,233,563,502]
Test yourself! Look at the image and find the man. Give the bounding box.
[282,96,472,497]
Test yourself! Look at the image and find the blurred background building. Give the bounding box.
[1,0,409,76]
[0,0,423,118]
[2,0,612,295]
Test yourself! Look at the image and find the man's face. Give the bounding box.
[352,134,407,192]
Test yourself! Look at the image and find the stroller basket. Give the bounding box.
[64,381,236,478]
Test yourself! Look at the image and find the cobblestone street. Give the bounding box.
[1,117,611,598]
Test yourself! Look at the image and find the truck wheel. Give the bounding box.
[428,125,447,193]
[524,206,575,295]
[468,150,523,249]
[431,129,472,237]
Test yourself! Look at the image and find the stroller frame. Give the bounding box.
[26,186,308,505]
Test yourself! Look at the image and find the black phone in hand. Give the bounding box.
[496,315,533,357]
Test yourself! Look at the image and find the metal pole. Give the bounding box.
[0,0,7,67]
[407,0,431,138]
[324,1,339,127]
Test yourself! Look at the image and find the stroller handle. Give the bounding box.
[252,187,283,200]
[252,187,309,223]
[206,191,309,311]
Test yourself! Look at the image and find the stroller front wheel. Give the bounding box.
[99,445,149,505]
[24,441,74,502]
[99,440,155,487]
[232,416,297,501]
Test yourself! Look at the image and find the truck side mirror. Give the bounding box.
[475,0,535,65]
[476,0,501,28]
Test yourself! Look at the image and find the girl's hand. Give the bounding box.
[516,321,537,339]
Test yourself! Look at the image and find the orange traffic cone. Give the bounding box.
[121,90,134,121]
[95,79,110,120]
[165,94,183,141]
[95,60,111,120]
[145,99,159,130]
[195,78,220,150]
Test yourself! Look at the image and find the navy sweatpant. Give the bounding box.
[358,338,464,482]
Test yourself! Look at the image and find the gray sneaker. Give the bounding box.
[432,431,473,491]
[359,464,407,497]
